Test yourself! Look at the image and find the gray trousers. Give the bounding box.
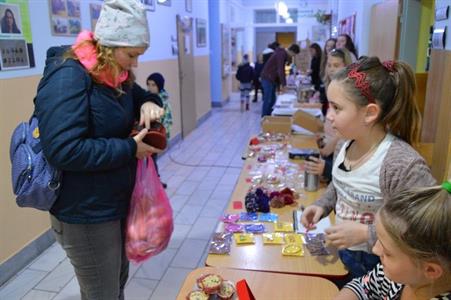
[50,215,129,300]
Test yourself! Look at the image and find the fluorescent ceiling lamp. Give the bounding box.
[286,18,293,23]
[275,1,288,17]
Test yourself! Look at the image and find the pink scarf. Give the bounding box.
[72,30,128,88]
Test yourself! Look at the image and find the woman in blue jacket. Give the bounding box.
[34,1,163,298]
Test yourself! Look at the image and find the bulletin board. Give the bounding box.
[338,13,356,42]
[0,0,34,71]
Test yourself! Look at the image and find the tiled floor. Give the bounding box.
[0,93,262,300]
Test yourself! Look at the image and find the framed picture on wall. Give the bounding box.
[196,18,206,48]
[89,3,102,31]
[48,0,81,36]
[140,0,155,12]
[185,0,192,13]
[0,3,23,35]
[157,0,171,7]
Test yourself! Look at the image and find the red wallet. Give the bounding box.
[130,122,167,150]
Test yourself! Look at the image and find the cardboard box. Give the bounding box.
[261,116,292,134]
[292,110,324,134]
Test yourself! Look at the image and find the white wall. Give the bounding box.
[0,0,209,80]
[435,0,451,50]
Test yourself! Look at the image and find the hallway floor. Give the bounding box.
[0,94,263,300]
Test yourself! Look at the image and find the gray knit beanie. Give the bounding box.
[94,0,150,48]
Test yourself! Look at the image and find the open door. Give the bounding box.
[176,15,197,138]
[368,0,401,60]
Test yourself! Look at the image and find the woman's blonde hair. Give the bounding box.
[379,186,451,272]
[323,48,353,88]
[65,39,134,92]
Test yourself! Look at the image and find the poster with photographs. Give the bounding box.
[0,39,29,70]
[196,18,206,47]
[140,0,155,12]
[338,13,356,42]
[49,0,81,36]
[90,3,101,31]
[0,0,35,71]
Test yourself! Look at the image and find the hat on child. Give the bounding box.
[147,73,165,92]
[94,0,150,48]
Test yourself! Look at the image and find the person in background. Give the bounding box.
[308,43,322,91]
[260,43,300,117]
[320,38,337,79]
[333,184,451,300]
[1,8,21,34]
[305,48,352,183]
[235,54,254,111]
[35,0,164,298]
[253,53,264,102]
[301,57,436,283]
[147,72,173,188]
[262,41,280,64]
[336,34,358,62]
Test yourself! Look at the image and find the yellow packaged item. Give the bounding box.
[234,233,255,244]
[262,233,285,245]
[274,221,294,232]
[282,243,304,256]
[284,233,303,245]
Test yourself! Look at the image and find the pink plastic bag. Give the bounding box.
[126,159,173,263]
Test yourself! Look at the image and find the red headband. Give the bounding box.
[382,60,396,72]
[347,63,375,104]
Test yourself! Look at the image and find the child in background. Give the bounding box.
[147,72,173,188]
[305,48,353,183]
[235,54,254,111]
[301,57,436,281]
[333,184,451,300]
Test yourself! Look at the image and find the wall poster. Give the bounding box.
[195,18,206,48]
[221,24,230,78]
[48,0,81,36]
[338,13,356,42]
[89,3,102,31]
[0,0,35,71]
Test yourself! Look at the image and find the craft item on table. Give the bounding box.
[225,223,244,233]
[197,273,223,294]
[211,232,233,242]
[282,243,304,256]
[220,214,240,223]
[257,154,267,163]
[217,280,236,300]
[249,137,260,146]
[247,175,262,185]
[208,240,231,255]
[269,187,296,208]
[266,174,280,185]
[284,233,304,245]
[233,201,243,209]
[244,223,266,234]
[239,212,258,221]
[274,221,294,232]
[288,148,319,160]
[236,279,256,300]
[304,233,330,256]
[186,290,209,300]
[258,212,278,222]
[262,232,285,245]
[234,233,256,244]
[244,188,270,213]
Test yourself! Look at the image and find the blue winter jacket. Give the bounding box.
[35,46,162,224]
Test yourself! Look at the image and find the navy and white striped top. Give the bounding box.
[345,263,451,300]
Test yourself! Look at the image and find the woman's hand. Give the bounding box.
[301,205,324,229]
[140,102,164,129]
[133,129,163,159]
[305,156,325,175]
[325,222,369,249]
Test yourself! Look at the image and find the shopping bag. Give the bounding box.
[125,158,173,263]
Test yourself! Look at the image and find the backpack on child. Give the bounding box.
[10,113,62,211]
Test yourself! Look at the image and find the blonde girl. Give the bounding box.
[301,57,436,279]
[334,184,451,300]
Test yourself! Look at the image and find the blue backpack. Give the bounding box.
[10,114,62,211]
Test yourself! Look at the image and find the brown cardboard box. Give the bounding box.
[261,116,292,134]
[292,110,324,134]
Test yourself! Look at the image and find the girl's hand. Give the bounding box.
[305,156,325,175]
[325,222,369,249]
[133,129,162,159]
[140,102,164,129]
[300,205,324,229]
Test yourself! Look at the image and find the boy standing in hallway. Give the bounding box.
[260,43,300,117]
[147,72,173,188]
[235,54,254,111]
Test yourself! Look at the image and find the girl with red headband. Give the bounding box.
[301,57,436,282]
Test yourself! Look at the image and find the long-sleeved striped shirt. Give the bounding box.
[345,263,451,300]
